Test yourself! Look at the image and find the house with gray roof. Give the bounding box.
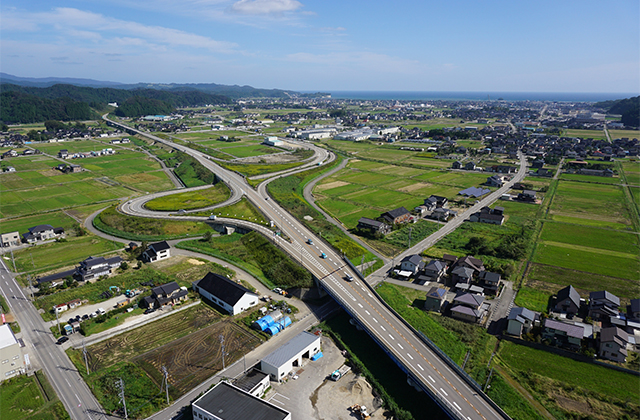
[450,293,486,323]
[507,307,537,336]
[400,254,424,275]
[627,298,640,321]
[542,318,583,349]
[553,285,581,315]
[423,260,447,282]
[381,207,411,225]
[478,271,501,294]
[588,290,620,321]
[260,331,321,382]
[424,287,447,312]
[451,266,474,284]
[599,326,629,363]
[356,217,390,235]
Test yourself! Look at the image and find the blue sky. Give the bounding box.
[1,0,638,93]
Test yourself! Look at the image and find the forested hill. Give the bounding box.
[595,96,639,127]
[0,83,233,123]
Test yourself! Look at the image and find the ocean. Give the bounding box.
[321,91,636,103]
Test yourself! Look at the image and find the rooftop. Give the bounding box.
[262,331,320,368]
[193,382,289,420]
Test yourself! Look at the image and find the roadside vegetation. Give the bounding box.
[218,148,314,177]
[177,231,313,289]
[0,370,69,420]
[95,205,213,241]
[144,183,230,211]
[190,196,268,225]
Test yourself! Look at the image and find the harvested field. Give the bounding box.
[315,180,350,191]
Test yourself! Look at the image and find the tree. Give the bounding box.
[45,120,66,132]
[119,261,129,271]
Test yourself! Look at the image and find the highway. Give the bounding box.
[107,116,515,420]
[0,259,114,420]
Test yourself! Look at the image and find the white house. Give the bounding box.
[260,331,321,381]
[142,241,171,263]
[193,272,258,316]
[0,325,25,382]
[400,255,424,275]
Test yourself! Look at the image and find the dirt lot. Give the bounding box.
[265,336,387,419]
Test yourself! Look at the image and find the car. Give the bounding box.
[81,314,89,320]
[320,252,327,259]
[56,336,69,345]
[144,308,155,315]
[306,239,313,245]
[265,197,269,200]
[344,274,353,282]
[272,287,282,294]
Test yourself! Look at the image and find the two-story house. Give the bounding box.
[542,318,583,349]
[588,290,620,321]
[423,260,447,282]
[507,306,537,336]
[143,241,171,263]
[598,326,629,363]
[142,281,188,309]
[77,256,123,282]
[553,285,581,315]
[400,255,424,275]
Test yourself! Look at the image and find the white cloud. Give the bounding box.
[230,0,302,15]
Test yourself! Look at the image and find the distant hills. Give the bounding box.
[0,72,296,99]
[596,96,640,127]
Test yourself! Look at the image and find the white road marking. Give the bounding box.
[440,388,448,396]
[417,364,424,371]
[380,326,386,331]
[358,303,363,308]
[389,334,394,340]
[407,353,413,360]
[453,402,462,411]
[365,310,370,315]
[397,343,403,349]
[428,375,435,383]
[372,318,378,323]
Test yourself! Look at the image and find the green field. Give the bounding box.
[558,173,620,184]
[217,143,281,158]
[13,236,121,274]
[564,129,607,139]
[538,221,639,254]
[513,286,552,312]
[497,341,639,419]
[608,129,640,139]
[144,183,230,211]
[533,242,638,280]
[192,197,268,225]
[0,371,69,420]
[0,212,79,235]
[549,180,633,228]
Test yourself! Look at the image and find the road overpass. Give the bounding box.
[108,116,517,420]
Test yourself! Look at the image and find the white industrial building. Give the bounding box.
[192,381,290,420]
[296,128,336,140]
[260,331,321,381]
[0,324,24,381]
[263,136,284,146]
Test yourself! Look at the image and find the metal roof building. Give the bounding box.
[260,331,321,381]
[192,381,290,420]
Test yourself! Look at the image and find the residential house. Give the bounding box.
[423,260,447,282]
[356,217,390,235]
[516,190,537,202]
[478,271,501,294]
[22,224,64,243]
[598,326,629,363]
[58,149,69,159]
[553,285,581,315]
[424,287,447,312]
[451,161,463,169]
[464,161,476,171]
[413,205,429,217]
[1,231,20,248]
[142,281,188,309]
[627,299,640,321]
[430,207,457,222]
[588,290,620,321]
[400,255,424,275]
[443,254,458,267]
[507,306,537,336]
[193,272,259,316]
[486,175,506,187]
[4,166,16,172]
[469,206,505,225]
[456,256,485,275]
[450,293,485,323]
[542,318,584,349]
[450,266,474,284]
[537,168,553,177]
[423,195,448,211]
[142,241,171,262]
[381,207,411,225]
[77,256,123,282]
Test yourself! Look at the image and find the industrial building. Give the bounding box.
[260,331,321,381]
[192,381,290,420]
[0,324,24,381]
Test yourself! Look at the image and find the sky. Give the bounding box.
[1,0,639,93]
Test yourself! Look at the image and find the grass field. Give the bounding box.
[513,286,552,312]
[558,173,621,184]
[524,263,639,302]
[538,221,639,254]
[0,212,79,235]
[497,340,639,419]
[622,161,640,186]
[549,180,633,228]
[144,183,230,211]
[191,197,268,225]
[13,236,121,274]
[0,371,69,420]
[608,129,640,139]
[217,143,281,158]
[564,129,607,139]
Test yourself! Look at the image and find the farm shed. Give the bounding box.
[193,272,258,315]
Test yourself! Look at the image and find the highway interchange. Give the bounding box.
[2,116,526,420]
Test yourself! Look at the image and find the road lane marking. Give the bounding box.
[380,326,385,331]
[440,388,448,396]
[407,353,413,360]
[365,310,370,315]
[397,343,403,349]
[428,375,435,382]
[358,303,363,308]
[388,334,394,340]
[417,364,424,371]
[453,402,462,411]
[372,318,378,323]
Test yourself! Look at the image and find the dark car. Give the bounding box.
[56,336,69,345]
[144,308,155,315]
[81,314,89,320]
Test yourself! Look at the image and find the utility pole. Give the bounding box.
[219,335,226,370]
[82,340,89,375]
[116,378,128,419]
[161,366,170,405]
[27,275,33,301]
[408,226,412,249]
[55,307,61,335]
[10,247,16,273]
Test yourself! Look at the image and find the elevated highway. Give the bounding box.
[108,115,520,420]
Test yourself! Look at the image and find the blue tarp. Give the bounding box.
[311,352,323,361]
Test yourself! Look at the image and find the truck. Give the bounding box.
[116,298,130,308]
[125,288,141,298]
[330,364,351,381]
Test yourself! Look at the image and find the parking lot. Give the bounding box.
[264,335,386,419]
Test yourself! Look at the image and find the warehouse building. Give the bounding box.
[192,381,290,420]
[0,324,24,381]
[260,331,321,381]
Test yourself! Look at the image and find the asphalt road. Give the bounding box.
[0,259,116,420]
[108,115,517,420]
